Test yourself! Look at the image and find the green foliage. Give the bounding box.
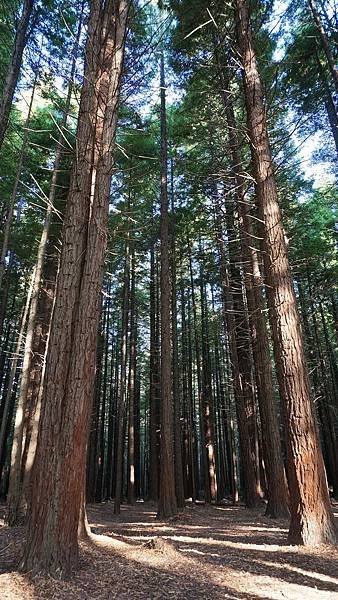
[289,186,338,266]
[0,1,21,96]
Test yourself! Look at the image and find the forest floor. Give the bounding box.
[0,500,338,599]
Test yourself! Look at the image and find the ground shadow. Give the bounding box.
[1,501,337,599]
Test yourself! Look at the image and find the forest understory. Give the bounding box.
[1,502,338,600]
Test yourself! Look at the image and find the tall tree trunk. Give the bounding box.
[308,0,338,93]
[215,215,259,507]
[21,0,131,576]
[213,43,288,515]
[235,0,336,545]
[127,250,137,504]
[199,246,217,503]
[0,365,21,493]
[306,276,338,500]
[148,237,159,500]
[319,300,338,410]
[189,246,206,499]
[87,308,104,502]
[97,286,111,501]
[225,204,261,506]
[0,272,34,471]
[105,320,119,499]
[211,289,226,501]
[241,206,289,517]
[0,0,34,150]
[134,363,141,499]
[181,277,197,501]
[0,298,16,402]
[170,158,185,509]
[114,239,131,514]
[6,12,84,525]
[157,52,177,518]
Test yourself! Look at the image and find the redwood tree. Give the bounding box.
[213,42,289,517]
[21,0,131,576]
[235,0,336,545]
[6,7,84,526]
[157,52,177,518]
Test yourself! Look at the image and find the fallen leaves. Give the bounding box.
[0,502,337,599]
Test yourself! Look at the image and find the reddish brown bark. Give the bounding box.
[148,238,159,501]
[127,251,137,504]
[235,0,336,545]
[114,239,130,514]
[215,216,259,507]
[213,38,288,516]
[171,165,185,509]
[7,10,84,525]
[0,273,34,472]
[21,0,131,576]
[199,248,217,503]
[157,52,177,518]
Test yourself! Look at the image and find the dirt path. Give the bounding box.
[1,502,338,599]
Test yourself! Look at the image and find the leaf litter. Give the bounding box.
[0,501,337,599]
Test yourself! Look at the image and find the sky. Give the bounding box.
[270,0,336,187]
[16,0,336,191]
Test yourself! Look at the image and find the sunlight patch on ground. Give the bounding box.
[89,532,128,551]
[99,521,157,527]
[236,574,338,600]
[256,558,338,586]
[165,533,285,552]
[98,531,338,600]
[213,506,241,512]
[2,503,337,599]
[235,525,288,533]
[179,548,222,557]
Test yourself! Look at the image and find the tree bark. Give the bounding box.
[148,236,159,500]
[87,308,104,501]
[157,52,177,518]
[189,246,206,500]
[306,276,338,500]
[170,159,185,509]
[6,11,84,525]
[181,275,197,501]
[0,0,34,150]
[21,0,131,576]
[127,250,137,504]
[199,245,217,503]
[0,271,34,471]
[213,40,288,516]
[215,215,259,507]
[235,0,336,545]
[114,239,131,514]
[105,319,119,499]
[97,285,111,501]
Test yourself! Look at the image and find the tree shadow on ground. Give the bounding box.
[87,502,338,597]
[173,537,338,593]
[1,502,337,599]
[0,525,275,599]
